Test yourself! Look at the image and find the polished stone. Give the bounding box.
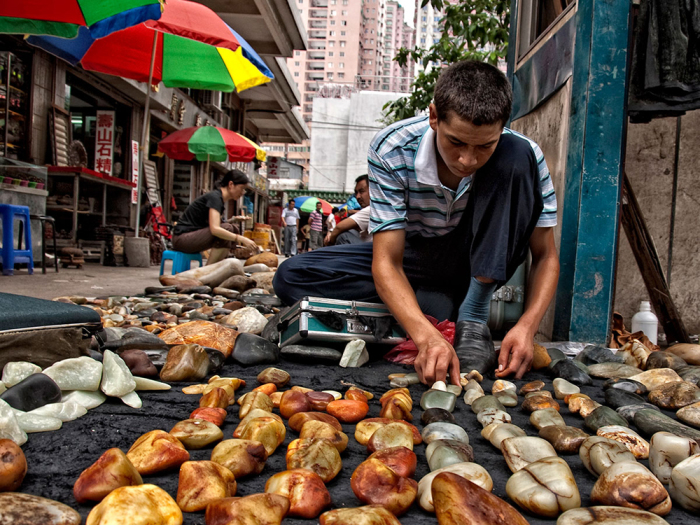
[339,339,369,368]
[420,389,457,412]
[557,506,671,525]
[532,343,552,370]
[367,422,414,452]
[522,393,560,413]
[126,430,190,475]
[635,408,700,443]
[119,349,158,377]
[590,461,671,516]
[231,333,280,366]
[493,390,518,407]
[29,401,87,422]
[0,399,27,445]
[0,493,81,525]
[421,408,456,426]
[389,373,420,388]
[677,400,700,428]
[417,462,493,512]
[616,340,652,369]
[481,422,526,449]
[550,359,593,386]
[86,484,182,525]
[603,378,648,395]
[16,412,63,433]
[0,373,62,412]
[616,403,659,421]
[100,350,136,397]
[159,344,210,382]
[426,439,474,471]
[302,420,349,453]
[579,436,637,477]
[176,461,236,513]
[470,395,506,414]
[265,468,331,519]
[629,368,682,390]
[649,431,699,484]
[42,357,102,391]
[462,379,484,406]
[648,380,700,409]
[519,380,545,394]
[169,419,224,449]
[669,453,700,511]
[575,345,624,365]
[568,396,602,417]
[506,456,580,518]
[73,448,143,503]
[280,344,342,364]
[319,505,402,525]
[584,406,628,432]
[287,438,342,482]
[552,378,579,400]
[61,390,107,409]
[1,362,41,388]
[588,363,642,379]
[604,388,646,409]
[539,425,589,454]
[530,408,566,430]
[133,377,170,391]
[422,422,469,446]
[646,351,688,371]
[492,380,516,394]
[257,367,290,387]
[211,439,268,478]
[501,436,557,473]
[431,471,529,525]
[597,425,650,459]
[477,408,511,427]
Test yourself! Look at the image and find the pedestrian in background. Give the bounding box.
[308,201,324,251]
[324,207,338,245]
[281,199,300,257]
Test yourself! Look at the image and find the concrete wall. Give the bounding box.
[614,109,700,337]
[509,79,572,339]
[309,90,403,191]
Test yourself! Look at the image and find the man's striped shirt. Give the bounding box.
[367,116,557,238]
[309,210,323,232]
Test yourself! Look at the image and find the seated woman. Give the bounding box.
[172,169,259,265]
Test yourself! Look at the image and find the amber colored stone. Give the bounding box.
[254,383,278,396]
[169,419,223,449]
[522,395,561,413]
[532,343,552,370]
[306,391,335,411]
[73,448,142,503]
[590,461,671,515]
[126,430,190,475]
[320,505,402,525]
[327,399,370,423]
[519,381,545,395]
[380,388,411,403]
[351,457,418,516]
[159,320,238,358]
[348,386,374,399]
[355,418,423,446]
[280,390,311,419]
[368,422,415,452]
[288,412,343,432]
[291,385,314,393]
[176,460,236,512]
[234,410,283,438]
[239,391,273,419]
[569,397,602,417]
[205,493,289,525]
[368,446,417,478]
[159,344,210,382]
[237,416,286,456]
[210,439,268,478]
[189,407,227,427]
[86,484,182,525]
[0,439,26,492]
[199,387,230,409]
[538,426,589,454]
[565,392,590,404]
[432,472,530,525]
[265,468,332,518]
[257,367,291,387]
[286,438,342,482]
[270,391,283,408]
[300,420,349,452]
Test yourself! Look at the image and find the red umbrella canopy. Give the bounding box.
[158,126,258,163]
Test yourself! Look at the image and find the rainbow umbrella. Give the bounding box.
[27,2,273,92]
[294,196,333,215]
[0,0,163,39]
[158,126,266,174]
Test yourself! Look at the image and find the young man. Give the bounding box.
[326,175,372,245]
[281,200,301,257]
[307,201,324,251]
[274,61,559,384]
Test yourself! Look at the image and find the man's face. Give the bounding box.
[289,201,295,209]
[355,179,370,208]
[429,105,502,179]
[316,202,322,212]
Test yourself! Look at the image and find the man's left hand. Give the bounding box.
[495,323,534,379]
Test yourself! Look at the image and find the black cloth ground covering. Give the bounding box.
[19,357,695,524]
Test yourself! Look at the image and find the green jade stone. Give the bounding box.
[470,395,506,414]
[584,406,628,432]
[420,389,457,412]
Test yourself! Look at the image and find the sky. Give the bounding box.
[398,0,416,27]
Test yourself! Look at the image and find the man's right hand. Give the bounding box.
[413,336,461,386]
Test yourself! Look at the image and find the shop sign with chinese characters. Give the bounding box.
[94,110,115,175]
[131,140,140,204]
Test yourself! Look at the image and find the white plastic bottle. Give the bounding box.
[631,301,658,345]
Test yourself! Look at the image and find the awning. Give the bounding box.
[197,0,307,58]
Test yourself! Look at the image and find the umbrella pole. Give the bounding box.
[134,31,158,238]
[205,154,210,187]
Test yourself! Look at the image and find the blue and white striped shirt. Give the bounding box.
[367,116,557,237]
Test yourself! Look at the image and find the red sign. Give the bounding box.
[94,110,115,176]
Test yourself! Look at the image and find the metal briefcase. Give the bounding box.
[278,296,406,347]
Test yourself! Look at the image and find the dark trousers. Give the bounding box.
[273,133,544,321]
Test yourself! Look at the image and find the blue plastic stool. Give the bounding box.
[159,250,203,276]
[0,204,34,276]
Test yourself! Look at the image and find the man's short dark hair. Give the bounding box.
[219,169,249,188]
[288,199,295,205]
[434,61,512,127]
[332,207,339,213]
[355,174,369,185]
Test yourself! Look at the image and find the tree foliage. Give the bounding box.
[382,0,510,124]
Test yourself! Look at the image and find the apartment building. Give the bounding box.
[384,1,415,92]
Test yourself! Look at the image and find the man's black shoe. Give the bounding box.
[453,320,497,377]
